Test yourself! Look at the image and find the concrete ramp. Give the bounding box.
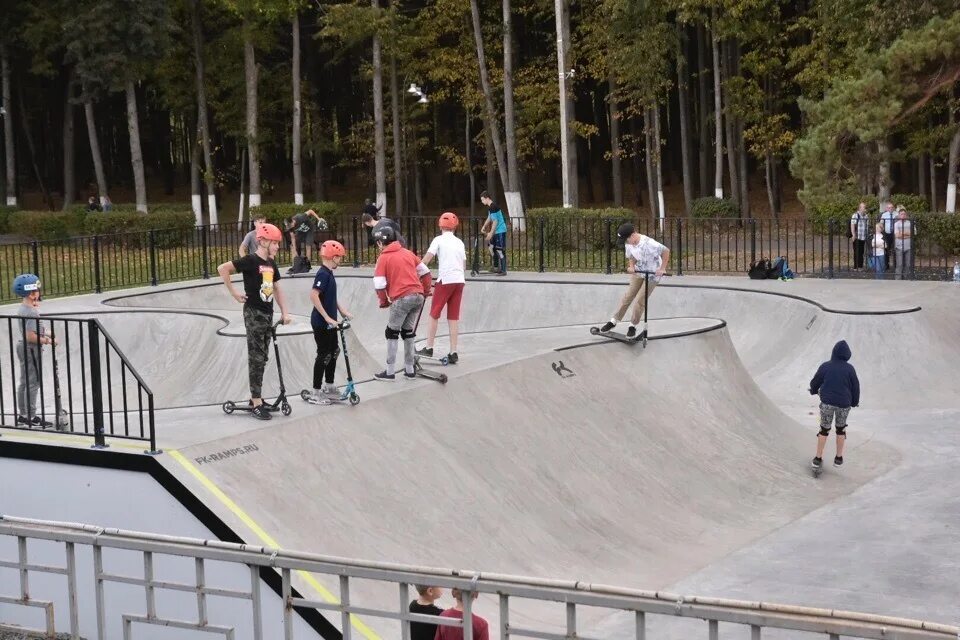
[166,327,894,637]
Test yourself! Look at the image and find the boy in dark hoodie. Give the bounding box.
[809,340,860,470]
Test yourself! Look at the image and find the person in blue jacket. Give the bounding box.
[809,340,860,470]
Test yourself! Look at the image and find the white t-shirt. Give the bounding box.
[427,232,466,284]
[625,235,667,277]
[880,210,896,234]
[871,232,885,256]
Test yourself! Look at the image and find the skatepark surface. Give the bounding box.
[2,270,959,637]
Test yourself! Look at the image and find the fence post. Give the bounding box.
[604,219,613,275]
[88,320,108,449]
[538,217,545,273]
[352,217,360,268]
[749,218,757,265]
[828,218,835,279]
[31,240,40,278]
[201,226,210,279]
[92,235,102,294]
[149,230,158,286]
[676,218,683,276]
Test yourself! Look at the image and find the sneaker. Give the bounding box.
[304,391,326,405]
[251,404,272,420]
[447,352,458,364]
[488,267,500,274]
[626,326,637,338]
[321,383,340,396]
[35,417,54,429]
[600,321,616,333]
[811,456,823,468]
[833,456,844,467]
[15,415,32,427]
[496,271,507,276]
[416,346,433,357]
[374,370,396,381]
[403,370,417,379]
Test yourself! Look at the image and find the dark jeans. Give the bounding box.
[312,325,339,388]
[883,232,894,269]
[852,239,866,269]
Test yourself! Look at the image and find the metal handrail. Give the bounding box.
[1,515,955,640]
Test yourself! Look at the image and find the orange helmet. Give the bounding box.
[256,223,283,242]
[438,211,459,231]
[320,240,346,259]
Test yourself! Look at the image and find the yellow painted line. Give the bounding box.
[167,450,381,640]
[0,429,146,451]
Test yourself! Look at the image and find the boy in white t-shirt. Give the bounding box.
[599,223,670,339]
[416,212,466,364]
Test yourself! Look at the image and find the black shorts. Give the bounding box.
[296,231,315,249]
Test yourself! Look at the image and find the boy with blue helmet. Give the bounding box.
[11,274,55,428]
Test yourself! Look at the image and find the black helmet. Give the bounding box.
[616,222,635,241]
[372,221,397,245]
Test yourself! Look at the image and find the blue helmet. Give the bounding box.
[12,273,41,298]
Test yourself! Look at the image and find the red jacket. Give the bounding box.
[374,243,432,304]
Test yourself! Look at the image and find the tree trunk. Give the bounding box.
[877,138,891,202]
[1,45,15,207]
[502,0,524,226]
[243,17,261,209]
[313,112,325,201]
[465,108,475,217]
[918,153,927,200]
[62,73,76,209]
[608,75,623,207]
[192,0,217,222]
[653,106,665,228]
[722,41,739,212]
[469,0,509,212]
[930,154,938,212]
[237,148,247,225]
[697,24,709,197]
[554,0,577,207]
[945,127,960,213]
[17,88,53,209]
[390,53,403,218]
[125,81,147,213]
[372,0,387,215]
[738,117,749,218]
[190,123,202,224]
[83,99,108,203]
[676,25,693,216]
[292,11,303,205]
[630,117,644,207]
[483,121,498,195]
[644,109,657,224]
[710,11,723,199]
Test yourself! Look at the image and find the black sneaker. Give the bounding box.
[600,321,616,333]
[403,370,417,379]
[34,417,54,429]
[374,370,396,381]
[416,346,433,357]
[447,352,458,364]
[251,405,272,421]
[496,271,507,276]
[15,416,32,427]
[833,456,844,467]
[626,326,637,338]
[812,456,823,468]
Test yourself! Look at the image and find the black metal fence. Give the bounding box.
[0,215,955,304]
[0,315,157,452]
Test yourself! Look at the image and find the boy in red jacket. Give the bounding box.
[372,224,432,380]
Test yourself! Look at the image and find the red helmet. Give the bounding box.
[320,240,346,259]
[256,223,283,242]
[438,211,459,231]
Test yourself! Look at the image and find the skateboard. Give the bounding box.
[414,357,448,383]
[589,326,648,347]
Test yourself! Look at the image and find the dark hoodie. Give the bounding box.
[809,340,860,408]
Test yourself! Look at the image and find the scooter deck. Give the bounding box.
[300,387,361,406]
[413,359,448,383]
[589,326,647,346]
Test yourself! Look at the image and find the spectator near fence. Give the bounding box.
[870,222,886,279]
[894,207,914,280]
[850,202,869,270]
[879,202,897,270]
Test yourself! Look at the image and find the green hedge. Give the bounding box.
[0,206,15,234]
[807,194,929,233]
[7,206,196,243]
[250,201,342,228]
[910,212,960,257]
[691,197,740,219]
[6,210,88,241]
[527,207,633,250]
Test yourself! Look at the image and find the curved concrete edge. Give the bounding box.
[556,317,726,352]
[49,307,316,337]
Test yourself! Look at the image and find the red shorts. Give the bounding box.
[430,282,464,320]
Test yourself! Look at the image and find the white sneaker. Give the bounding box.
[304,391,326,405]
[321,384,340,396]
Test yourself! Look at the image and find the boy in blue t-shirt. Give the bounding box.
[306,241,353,403]
[480,191,508,275]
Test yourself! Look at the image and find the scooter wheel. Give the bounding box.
[438,374,448,384]
[439,356,449,366]
[349,393,360,406]
[589,326,600,335]
[300,389,311,401]
[222,401,235,415]
[281,402,292,416]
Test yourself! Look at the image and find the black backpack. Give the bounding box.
[748,258,771,279]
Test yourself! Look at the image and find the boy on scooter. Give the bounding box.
[11,273,55,428]
[372,225,432,381]
[416,212,466,364]
[217,223,292,420]
[305,240,354,404]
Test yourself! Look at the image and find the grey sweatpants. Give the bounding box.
[386,293,424,375]
[17,342,42,419]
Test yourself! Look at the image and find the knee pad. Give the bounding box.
[400,329,416,340]
[385,326,401,340]
[836,426,847,437]
[818,427,832,437]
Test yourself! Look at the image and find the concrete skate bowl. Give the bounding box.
[0,310,379,410]
[171,326,896,638]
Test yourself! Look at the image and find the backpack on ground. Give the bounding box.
[768,256,795,280]
[748,258,771,279]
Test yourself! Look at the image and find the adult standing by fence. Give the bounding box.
[894,206,914,280]
[879,202,897,271]
[850,202,869,271]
